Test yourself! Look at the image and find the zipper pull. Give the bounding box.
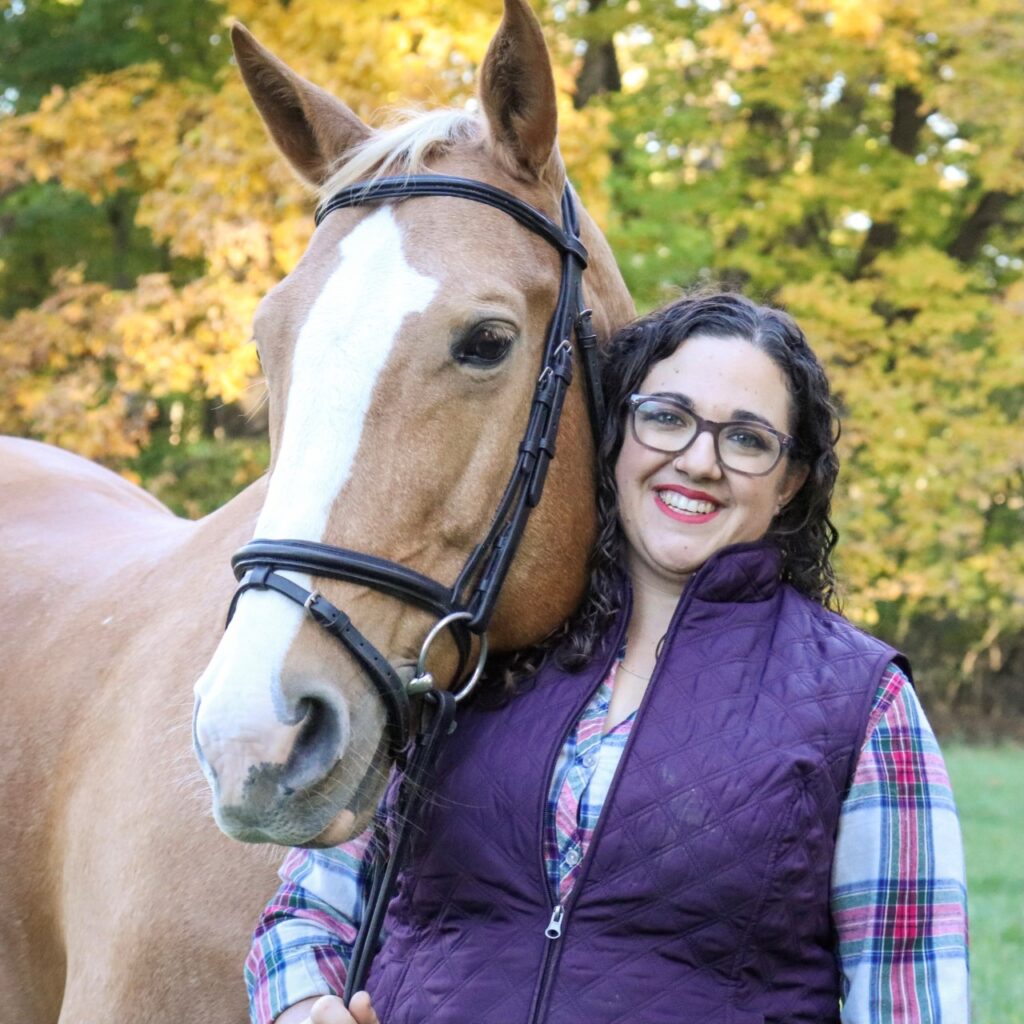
[544,903,565,939]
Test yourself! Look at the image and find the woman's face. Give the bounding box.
[614,333,808,593]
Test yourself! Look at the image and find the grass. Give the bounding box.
[944,744,1024,1023]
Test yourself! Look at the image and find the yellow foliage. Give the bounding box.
[698,17,775,71]
[0,268,148,459]
[883,40,923,83]
[829,0,884,43]
[0,0,613,460]
[0,66,207,203]
[1,0,1019,697]
[758,3,806,33]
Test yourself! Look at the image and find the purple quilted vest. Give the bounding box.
[368,542,905,1024]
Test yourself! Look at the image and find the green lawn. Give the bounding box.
[944,744,1024,1024]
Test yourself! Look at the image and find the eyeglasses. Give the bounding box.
[627,393,796,476]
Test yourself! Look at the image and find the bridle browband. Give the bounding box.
[224,174,605,998]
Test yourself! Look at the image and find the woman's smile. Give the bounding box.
[654,484,721,522]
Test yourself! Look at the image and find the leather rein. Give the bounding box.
[224,174,604,999]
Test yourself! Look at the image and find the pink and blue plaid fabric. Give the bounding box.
[246,663,969,1023]
[545,666,635,902]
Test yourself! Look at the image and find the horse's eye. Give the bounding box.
[452,323,516,368]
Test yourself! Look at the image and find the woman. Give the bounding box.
[246,293,969,1024]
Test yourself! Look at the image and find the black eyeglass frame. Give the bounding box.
[626,393,797,477]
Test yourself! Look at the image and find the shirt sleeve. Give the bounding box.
[245,829,374,1024]
[832,663,970,1023]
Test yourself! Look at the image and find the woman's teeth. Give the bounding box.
[658,490,717,515]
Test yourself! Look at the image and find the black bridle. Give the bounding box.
[228,174,603,755]
[224,174,604,998]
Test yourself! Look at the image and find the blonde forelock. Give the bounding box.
[319,108,483,199]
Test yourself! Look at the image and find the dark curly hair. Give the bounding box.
[488,291,841,691]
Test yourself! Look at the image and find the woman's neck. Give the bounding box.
[605,574,686,730]
[623,573,687,675]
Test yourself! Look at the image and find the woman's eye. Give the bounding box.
[453,324,516,367]
[651,412,682,426]
[726,427,770,450]
[641,405,691,429]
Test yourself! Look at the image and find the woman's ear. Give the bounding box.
[778,462,810,512]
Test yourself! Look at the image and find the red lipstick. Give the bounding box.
[658,484,718,502]
[654,485,721,524]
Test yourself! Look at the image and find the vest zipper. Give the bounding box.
[525,902,565,1024]
[526,579,702,1024]
[544,903,564,938]
[525,611,627,1024]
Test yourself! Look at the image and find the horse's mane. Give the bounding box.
[319,108,483,198]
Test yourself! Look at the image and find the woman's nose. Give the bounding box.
[673,429,722,479]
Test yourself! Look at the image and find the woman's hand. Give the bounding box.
[306,992,380,1024]
[274,992,380,1024]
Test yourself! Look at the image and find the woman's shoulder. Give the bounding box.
[797,593,879,645]
[773,584,913,702]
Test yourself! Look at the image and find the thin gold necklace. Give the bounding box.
[616,662,650,682]
[616,633,665,684]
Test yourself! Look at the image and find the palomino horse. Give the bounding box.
[0,2,633,1021]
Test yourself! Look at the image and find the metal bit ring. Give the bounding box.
[407,611,488,703]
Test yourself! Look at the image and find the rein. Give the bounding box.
[224,174,604,1000]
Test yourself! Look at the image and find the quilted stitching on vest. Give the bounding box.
[369,542,903,1024]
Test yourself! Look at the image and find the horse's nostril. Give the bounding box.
[281,697,343,794]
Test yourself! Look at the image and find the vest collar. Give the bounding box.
[678,540,783,605]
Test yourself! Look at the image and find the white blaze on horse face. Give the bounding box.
[255,209,439,540]
[193,209,438,799]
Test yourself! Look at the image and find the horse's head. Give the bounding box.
[192,0,633,846]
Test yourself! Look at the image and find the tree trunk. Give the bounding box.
[573,0,621,110]
[106,191,133,290]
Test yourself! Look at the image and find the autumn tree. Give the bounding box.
[0,0,1020,716]
[568,0,1023,717]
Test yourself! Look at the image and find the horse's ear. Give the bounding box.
[232,23,371,187]
[479,0,559,180]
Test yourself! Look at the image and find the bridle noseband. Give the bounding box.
[224,174,605,1001]
[227,174,604,758]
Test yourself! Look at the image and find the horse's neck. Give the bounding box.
[107,478,270,679]
[579,208,635,334]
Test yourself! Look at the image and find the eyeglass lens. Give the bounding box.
[632,398,782,474]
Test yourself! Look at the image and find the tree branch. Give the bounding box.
[847,88,926,275]
[947,190,1014,263]
[854,221,899,276]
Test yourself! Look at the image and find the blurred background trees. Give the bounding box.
[1,0,1020,723]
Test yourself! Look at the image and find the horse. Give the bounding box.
[0,2,634,1020]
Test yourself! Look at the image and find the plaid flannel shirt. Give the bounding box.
[246,662,969,1023]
